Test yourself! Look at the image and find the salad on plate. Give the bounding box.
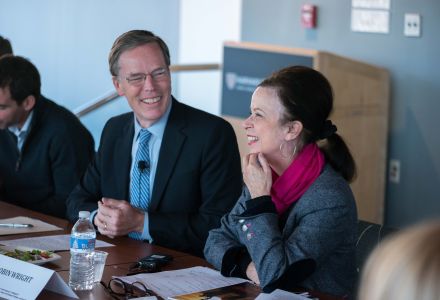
[0,246,60,265]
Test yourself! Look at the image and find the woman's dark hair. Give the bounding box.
[259,65,356,182]
[0,55,41,104]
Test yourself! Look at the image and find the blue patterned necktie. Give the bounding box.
[129,129,152,240]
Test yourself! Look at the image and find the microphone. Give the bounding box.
[138,160,149,172]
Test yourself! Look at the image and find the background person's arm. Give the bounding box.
[46,121,94,219]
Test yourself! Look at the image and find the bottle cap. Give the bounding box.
[79,211,91,218]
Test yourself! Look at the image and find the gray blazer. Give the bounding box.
[204,165,357,298]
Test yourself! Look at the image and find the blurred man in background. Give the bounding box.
[0,55,94,218]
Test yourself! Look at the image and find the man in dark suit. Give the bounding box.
[0,56,95,218]
[66,30,242,256]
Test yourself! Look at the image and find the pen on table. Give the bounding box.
[0,223,34,228]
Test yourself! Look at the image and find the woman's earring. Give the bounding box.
[279,142,296,160]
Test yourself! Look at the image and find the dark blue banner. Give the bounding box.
[221,45,313,118]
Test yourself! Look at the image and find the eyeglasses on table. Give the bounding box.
[100,277,155,299]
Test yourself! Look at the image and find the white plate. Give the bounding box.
[0,245,61,265]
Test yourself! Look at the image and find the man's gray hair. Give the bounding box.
[108,30,170,76]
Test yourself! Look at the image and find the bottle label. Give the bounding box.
[70,237,96,251]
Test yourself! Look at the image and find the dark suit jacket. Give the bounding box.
[0,96,94,218]
[67,98,242,256]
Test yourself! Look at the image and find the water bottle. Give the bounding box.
[69,211,96,291]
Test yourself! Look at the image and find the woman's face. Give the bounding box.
[243,86,289,162]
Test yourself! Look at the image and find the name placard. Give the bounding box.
[0,254,78,300]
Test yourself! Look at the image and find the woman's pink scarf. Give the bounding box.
[271,143,325,215]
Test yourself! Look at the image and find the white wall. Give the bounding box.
[0,0,242,143]
[176,0,242,115]
[0,0,180,144]
[242,0,440,228]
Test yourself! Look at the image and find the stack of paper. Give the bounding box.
[117,266,249,299]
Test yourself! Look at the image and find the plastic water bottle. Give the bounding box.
[68,211,96,291]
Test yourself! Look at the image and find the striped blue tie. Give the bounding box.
[129,129,152,240]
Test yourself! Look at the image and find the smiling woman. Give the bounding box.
[205,65,358,298]
[243,86,293,175]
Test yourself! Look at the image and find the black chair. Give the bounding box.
[356,220,396,274]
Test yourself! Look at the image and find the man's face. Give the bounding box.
[113,43,172,128]
[0,87,29,130]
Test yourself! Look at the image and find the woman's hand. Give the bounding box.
[246,262,260,285]
[242,152,272,198]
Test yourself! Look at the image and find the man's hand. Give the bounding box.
[246,262,260,285]
[94,198,145,238]
[242,153,272,199]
